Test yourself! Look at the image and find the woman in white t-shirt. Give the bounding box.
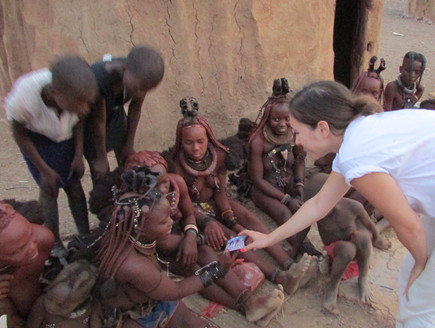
[241,80,435,328]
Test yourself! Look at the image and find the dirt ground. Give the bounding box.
[0,0,434,327]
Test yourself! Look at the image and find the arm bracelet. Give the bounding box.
[184,224,198,234]
[195,261,227,287]
[223,215,238,229]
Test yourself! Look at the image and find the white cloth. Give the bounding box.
[5,68,79,142]
[332,109,435,327]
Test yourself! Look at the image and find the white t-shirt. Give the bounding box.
[5,68,79,142]
[332,109,435,218]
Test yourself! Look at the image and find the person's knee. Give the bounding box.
[334,241,356,263]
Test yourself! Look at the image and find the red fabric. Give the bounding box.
[200,302,226,318]
[230,259,265,291]
[323,243,360,280]
[200,260,265,317]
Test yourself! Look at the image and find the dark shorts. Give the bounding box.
[84,107,127,162]
[23,130,77,188]
[135,300,178,328]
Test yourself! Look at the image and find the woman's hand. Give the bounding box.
[404,262,425,298]
[238,229,271,252]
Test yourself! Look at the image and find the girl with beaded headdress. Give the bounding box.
[384,51,426,110]
[170,97,317,296]
[123,151,287,327]
[248,78,321,259]
[96,167,232,328]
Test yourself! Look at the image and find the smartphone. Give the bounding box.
[225,235,247,252]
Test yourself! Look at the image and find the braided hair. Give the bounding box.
[351,56,386,103]
[174,96,228,156]
[97,167,162,278]
[248,78,292,145]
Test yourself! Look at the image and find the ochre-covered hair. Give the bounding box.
[125,151,168,171]
[351,56,386,103]
[97,168,162,278]
[248,78,292,145]
[174,96,228,156]
[0,201,15,232]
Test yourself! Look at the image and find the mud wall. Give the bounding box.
[0,0,382,150]
[408,0,435,21]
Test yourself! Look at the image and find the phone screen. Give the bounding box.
[225,235,247,252]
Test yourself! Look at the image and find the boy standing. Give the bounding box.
[5,55,98,257]
[84,45,164,183]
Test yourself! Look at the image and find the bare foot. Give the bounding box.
[298,256,318,288]
[318,251,330,275]
[358,276,372,304]
[373,235,391,250]
[323,284,340,315]
[245,285,285,326]
[275,253,313,294]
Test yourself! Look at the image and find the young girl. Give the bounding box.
[241,80,435,327]
[384,51,426,110]
[248,78,319,258]
[170,97,316,295]
[351,56,386,104]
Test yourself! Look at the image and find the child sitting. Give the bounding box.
[384,51,426,110]
[5,55,98,258]
[0,201,54,327]
[351,56,386,105]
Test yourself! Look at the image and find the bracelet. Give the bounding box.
[196,233,207,246]
[294,178,305,183]
[223,215,238,229]
[280,194,291,204]
[185,228,198,237]
[184,224,198,234]
[295,182,305,188]
[195,261,227,287]
[221,209,234,219]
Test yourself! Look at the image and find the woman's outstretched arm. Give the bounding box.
[240,171,349,250]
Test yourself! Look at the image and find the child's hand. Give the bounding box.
[288,197,304,213]
[40,167,62,194]
[93,157,110,181]
[203,221,227,250]
[0,273,14,300]
[218,250,239,272]
[69,156,85,180]
[177,234,198,267]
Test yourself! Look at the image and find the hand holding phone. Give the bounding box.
[225,235,247,252]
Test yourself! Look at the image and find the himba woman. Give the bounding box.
[169,97,317,295]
